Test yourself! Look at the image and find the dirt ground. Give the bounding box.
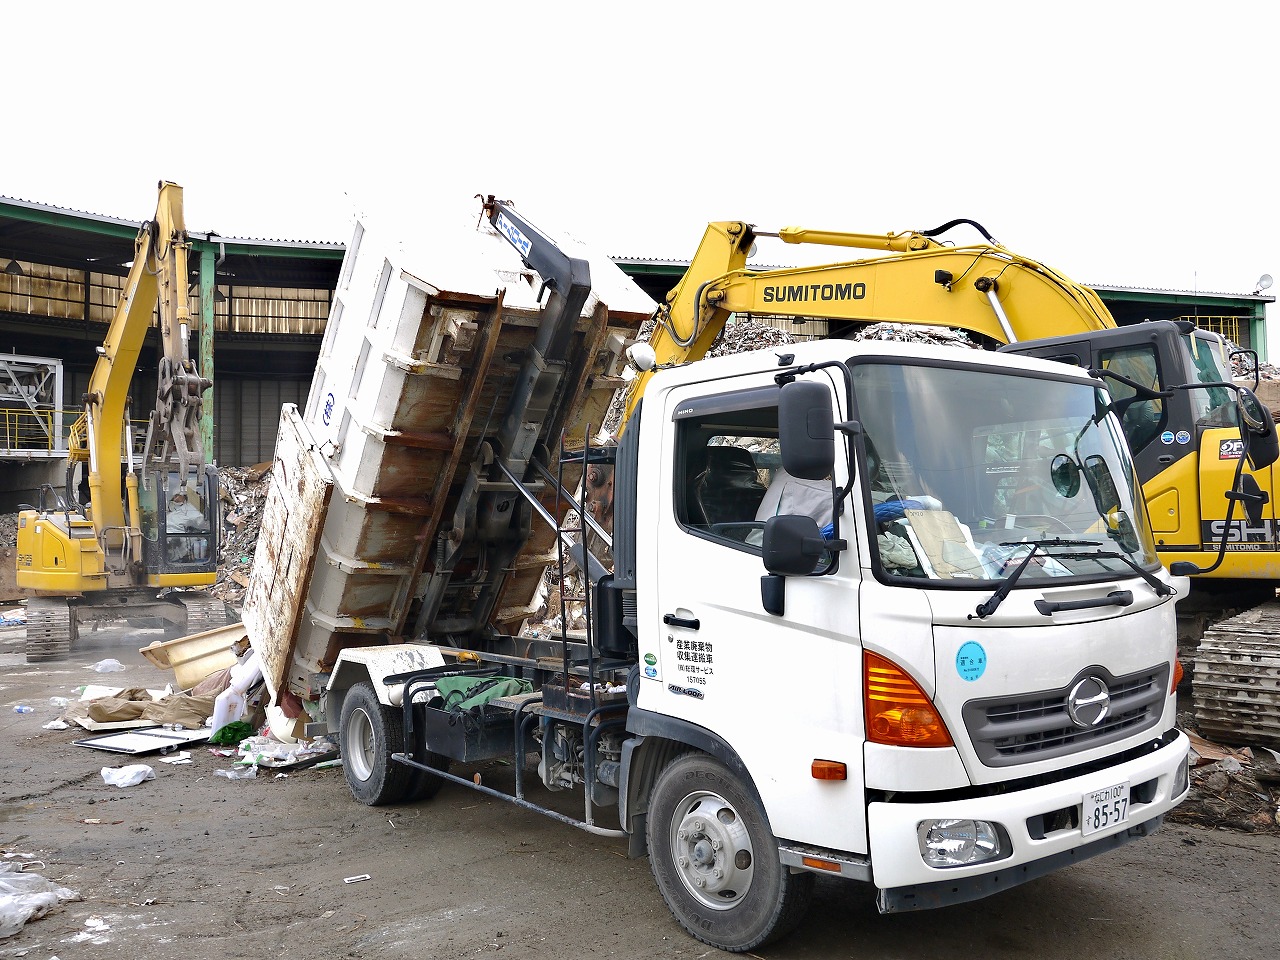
[3,623,1280,960]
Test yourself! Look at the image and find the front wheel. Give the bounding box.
[647,753,814,952]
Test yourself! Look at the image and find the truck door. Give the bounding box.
[643,378,868,854]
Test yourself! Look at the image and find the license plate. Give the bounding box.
[1081,781,1130,836]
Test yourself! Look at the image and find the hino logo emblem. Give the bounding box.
[1066,676,1111,728]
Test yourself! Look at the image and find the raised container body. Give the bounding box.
[243,205,653,702]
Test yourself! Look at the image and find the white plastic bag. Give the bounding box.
[0,863,80,938]
[100,764,155,788]
[92,658,127,673]
[210,650,263,733]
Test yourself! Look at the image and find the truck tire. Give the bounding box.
[409,755,452,801]
[338,681,417,806]
[647,753,814,952]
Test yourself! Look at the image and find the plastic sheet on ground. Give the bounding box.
[235,735,338,769]
[0,862,81,939]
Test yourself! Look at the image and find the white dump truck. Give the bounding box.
[244,197,1190,952]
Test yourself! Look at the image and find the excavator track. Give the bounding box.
[176,592,232,636]
[24,598,77,663]
[1193,601,1280,749]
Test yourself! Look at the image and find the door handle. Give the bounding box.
[663,613,701,630]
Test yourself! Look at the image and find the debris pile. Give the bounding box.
[1226,338,1279,381]
[211,463,274,608]
[1170,714,1280,834]
[707,316,798,357]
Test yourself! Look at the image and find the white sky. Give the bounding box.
[5,3,1277,339]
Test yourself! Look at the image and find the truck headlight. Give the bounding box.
[917,818,1004,868]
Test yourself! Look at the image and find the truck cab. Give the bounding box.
[617,338,1188,944]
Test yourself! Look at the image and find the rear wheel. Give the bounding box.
[409,761,451,801]
[647,753,814,952]
[339,681,416,805]
[338,681,451,805]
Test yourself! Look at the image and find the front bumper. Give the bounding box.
[867,729,1189,910]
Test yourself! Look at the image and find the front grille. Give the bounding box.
[962,664,1170,766]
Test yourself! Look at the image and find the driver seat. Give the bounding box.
[695,447,766,526]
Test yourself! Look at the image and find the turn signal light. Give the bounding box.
[811,759,847,781]
[801,856,842,872]
[864,651,953,748]
[1171,658,1184,694]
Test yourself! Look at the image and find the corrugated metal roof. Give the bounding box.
[0,192,344,250]
[1089,282,1275,302]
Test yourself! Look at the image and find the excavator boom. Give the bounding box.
[620,219,1114,428]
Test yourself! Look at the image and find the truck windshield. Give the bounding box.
[850,358,1158,585]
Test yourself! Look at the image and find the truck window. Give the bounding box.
[675,405,778,550]
[1098,344,1165,454]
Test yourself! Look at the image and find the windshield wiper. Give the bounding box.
[969,538,1102,621]
[1049,549,1176,597]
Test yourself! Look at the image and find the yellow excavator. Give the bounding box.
[619,218,1279,640]
[15,181,227,661]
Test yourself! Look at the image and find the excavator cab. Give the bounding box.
[139,465,219,579]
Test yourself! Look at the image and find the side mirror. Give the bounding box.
[1050,454,1081,498]
[1237,387,1279,471]
[762,515,827,576]
[779,380,835,481]
[1083,454,1120,516]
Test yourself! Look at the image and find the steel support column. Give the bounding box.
[198,244,215,458]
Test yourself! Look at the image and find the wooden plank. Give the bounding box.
[241,404,335,699]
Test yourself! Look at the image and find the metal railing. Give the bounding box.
[0,406,64,455]
[0,408,148,459]
[1186,315,1243,345]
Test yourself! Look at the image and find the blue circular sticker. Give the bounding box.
[1175,430,1191,444]
[1160,430,1175,445]
[956,641,987,682]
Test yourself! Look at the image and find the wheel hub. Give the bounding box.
[346,707,375,781]
[671,791,754,909]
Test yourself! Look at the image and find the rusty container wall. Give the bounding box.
[284,217,497,693]
[262,208,653,699]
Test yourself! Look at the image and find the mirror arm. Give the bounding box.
[1088,368,1175,401]
[1170,452,1249,576]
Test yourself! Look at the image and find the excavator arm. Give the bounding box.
[73,180,212,560]
[619,220,1114,428]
